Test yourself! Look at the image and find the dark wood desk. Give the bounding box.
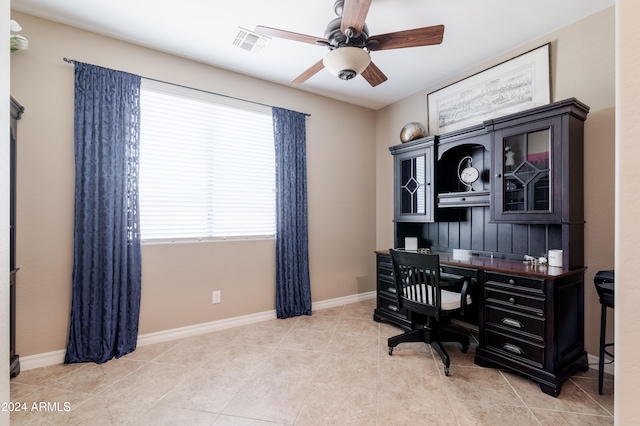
[374,250,587,397]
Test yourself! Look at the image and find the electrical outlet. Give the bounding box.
[212,290,221,304]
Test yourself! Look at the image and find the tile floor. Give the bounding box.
[10,299,614,425]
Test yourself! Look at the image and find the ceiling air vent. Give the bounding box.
[232,27,270,52]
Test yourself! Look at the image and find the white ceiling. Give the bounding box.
[11,0,614,110]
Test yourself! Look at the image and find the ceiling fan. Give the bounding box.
[255,0,445,87]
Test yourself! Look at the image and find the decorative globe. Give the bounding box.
[400,122,428,143]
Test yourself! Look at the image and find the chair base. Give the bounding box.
[388,321,470,376]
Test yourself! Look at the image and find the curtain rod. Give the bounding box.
[63,58,311,117]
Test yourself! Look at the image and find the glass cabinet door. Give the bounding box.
[391,139,434,222]
[502,129,550,212]
[400,155,426,215]
[492,117,561,223]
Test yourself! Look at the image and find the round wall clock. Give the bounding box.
[457,155,479,190]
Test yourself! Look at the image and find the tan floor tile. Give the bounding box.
[10,362,87,387]
[204,343,274,374]
[159,365,253,413]
[59,395,154,426]
[532,408,614,425]
[341,300,377,319]
[47,358,145,394]
[329,331,378,355]
[222,374,312,424]
[378,353,443,393]
[151,336,224,367]
[444,366,525,406]
[10,301,616,425]
[453,401,540,425]
[137,404,218,425]
[98,362,191,405]
[256,316,299,331]
[295,382,377,425]
[254,348,326,378]
[122,339,182,362]
[312,305,344,317]
[571,376,614,415]
[314,352,378,389]
[293,315,340,333]
[336,316,380,335]
[213,414,288,425]
[278,327,333,352]
[10,382,39,400]
[503,371,611,416]
[377,388,458,425]
[232,323,291,347]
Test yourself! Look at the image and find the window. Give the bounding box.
[139,80,276,242]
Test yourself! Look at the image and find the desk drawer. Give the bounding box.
[378,275,396,296]
[485,272,545,293]
[485,305,545,340]
[485,287,544,316]
[378,262,393,279]
[377,294,404,316]
[485,329,544,368]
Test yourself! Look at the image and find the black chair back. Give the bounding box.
[390,249,444,321]
[594,270,614,308]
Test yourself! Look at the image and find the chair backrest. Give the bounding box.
[389,249,445,320]
[594,270,614,308]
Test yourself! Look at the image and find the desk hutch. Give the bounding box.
[374,98,590,397]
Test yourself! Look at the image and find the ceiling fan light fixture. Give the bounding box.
[323,47,371,80]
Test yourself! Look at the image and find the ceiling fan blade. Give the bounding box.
[361,61,388,87]
[291,59,325,84]
[340,0,372,38]
[254,25,329,46]
[367,25,445,51]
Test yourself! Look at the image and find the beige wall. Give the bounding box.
[617,0,640,421]
[375,8,616,359]
[9,11,377,356]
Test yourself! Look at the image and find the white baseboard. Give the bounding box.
[19,291,377,372]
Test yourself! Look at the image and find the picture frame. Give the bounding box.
[427,43,551,135]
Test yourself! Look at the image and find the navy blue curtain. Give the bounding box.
[273,107,312,318]
[65,62,142,364]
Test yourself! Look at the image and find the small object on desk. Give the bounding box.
[548,250,563,267]
[404,237,418,251]
[524,254,548,265]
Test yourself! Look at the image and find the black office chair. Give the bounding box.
[387,249,471,376]
[594,270,614,395]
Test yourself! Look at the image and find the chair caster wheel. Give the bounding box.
[462,345,468,353]
[444,367,450,376]
[388,347,393,356]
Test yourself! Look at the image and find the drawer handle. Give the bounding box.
[508,297,516,304]
[388,305,399,312]
[502,318,523,328]
[502,343,524,355]
[508,279,515,285]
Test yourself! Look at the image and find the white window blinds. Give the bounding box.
[139,79,276,242]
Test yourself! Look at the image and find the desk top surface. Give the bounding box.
[376,250,585,279]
